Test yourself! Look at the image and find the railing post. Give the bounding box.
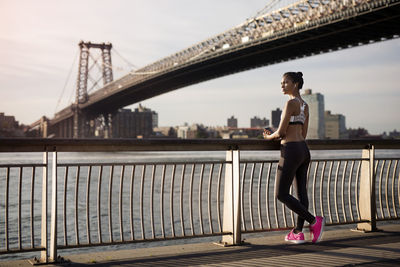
[221,149,242,245]
[40,151,48,263]
[357,145,377,232]
[49,150,58,261]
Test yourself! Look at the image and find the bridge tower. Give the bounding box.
[73,41,113,138]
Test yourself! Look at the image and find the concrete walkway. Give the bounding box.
[1,223,400,266]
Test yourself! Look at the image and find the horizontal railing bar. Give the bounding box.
[0,164,46,168]
[56,232,231,250]
[57,160,230,167]
[247,158,396,163]
[375,157,400,160]
[0,247,45,255]
[376,218,400,222]
[55,157,400,166]
[240,160,279,164]
[325,220,371,226]
[1,138,399,152]
[241,227,294,234]
[311,158,369,162]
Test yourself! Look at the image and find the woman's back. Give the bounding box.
[281,98,309,144]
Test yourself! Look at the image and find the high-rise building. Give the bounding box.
[152,112,158,129]
[250,116,269,128]
[325,110,348,139]
[227,116,238,128]
[271,108,282,128]
[302,89,325,139]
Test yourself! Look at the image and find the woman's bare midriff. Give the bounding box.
[281,124,305,144]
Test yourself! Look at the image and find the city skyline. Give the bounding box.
[1,0,399,135]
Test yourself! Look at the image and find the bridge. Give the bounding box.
[43,0,400,138]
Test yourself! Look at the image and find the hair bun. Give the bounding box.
[283,71,304,89]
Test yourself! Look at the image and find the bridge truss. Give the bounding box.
[137,0,399,78]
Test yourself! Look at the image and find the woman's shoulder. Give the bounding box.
[286,98,301,108]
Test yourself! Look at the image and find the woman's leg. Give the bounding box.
[294,156,311,232]
[276,143,315,230]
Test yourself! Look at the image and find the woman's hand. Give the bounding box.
[263,128,272,140]
[263,127,284,140]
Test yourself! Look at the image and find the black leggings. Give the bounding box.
[276,141,315,231]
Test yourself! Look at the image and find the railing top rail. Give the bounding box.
[0,138,399,153]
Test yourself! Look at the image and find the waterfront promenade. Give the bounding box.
[2,223,399,266]
[1,139,399,265]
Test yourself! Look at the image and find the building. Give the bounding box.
[271,108,282,128]
[227,116,238,128]
[177,125,190,139]
[0,112,24,137]
[0,112,17,129]
[152,112,158,129]
[177,124,219,139]
[153,126,177,138]
[250,116,269,128]
[388,129,400,139]
[325,111,348,139]
[136,104,158,129]
[112,104,156,138]
[302,89,325,139]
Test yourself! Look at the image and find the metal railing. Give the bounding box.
[0,139,399,263]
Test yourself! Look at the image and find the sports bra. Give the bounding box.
[288,98,306,125]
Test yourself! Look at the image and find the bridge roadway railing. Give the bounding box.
[0,138,399,263]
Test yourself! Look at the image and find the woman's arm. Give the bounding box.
[264,100,296,140]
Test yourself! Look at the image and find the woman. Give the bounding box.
[263,72,324,244]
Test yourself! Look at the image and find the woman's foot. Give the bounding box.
[285,229,305,244]
[310,216,325,243]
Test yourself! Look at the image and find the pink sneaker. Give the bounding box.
[310,216,325,243]
[285,229,305,244]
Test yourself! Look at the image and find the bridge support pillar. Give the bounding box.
[73,106,80,138]
[73,105,89,138]
[39,117,48,138]
[220,149,242,246]
[102,113,113,139]
[357,145,377,232]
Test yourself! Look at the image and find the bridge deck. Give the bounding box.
[1,223,399,266]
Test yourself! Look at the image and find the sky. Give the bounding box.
[0,0,399,135]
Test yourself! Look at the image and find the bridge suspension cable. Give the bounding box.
[112,48,139,70]
[55,48,79,113]
[250,0,283,20]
